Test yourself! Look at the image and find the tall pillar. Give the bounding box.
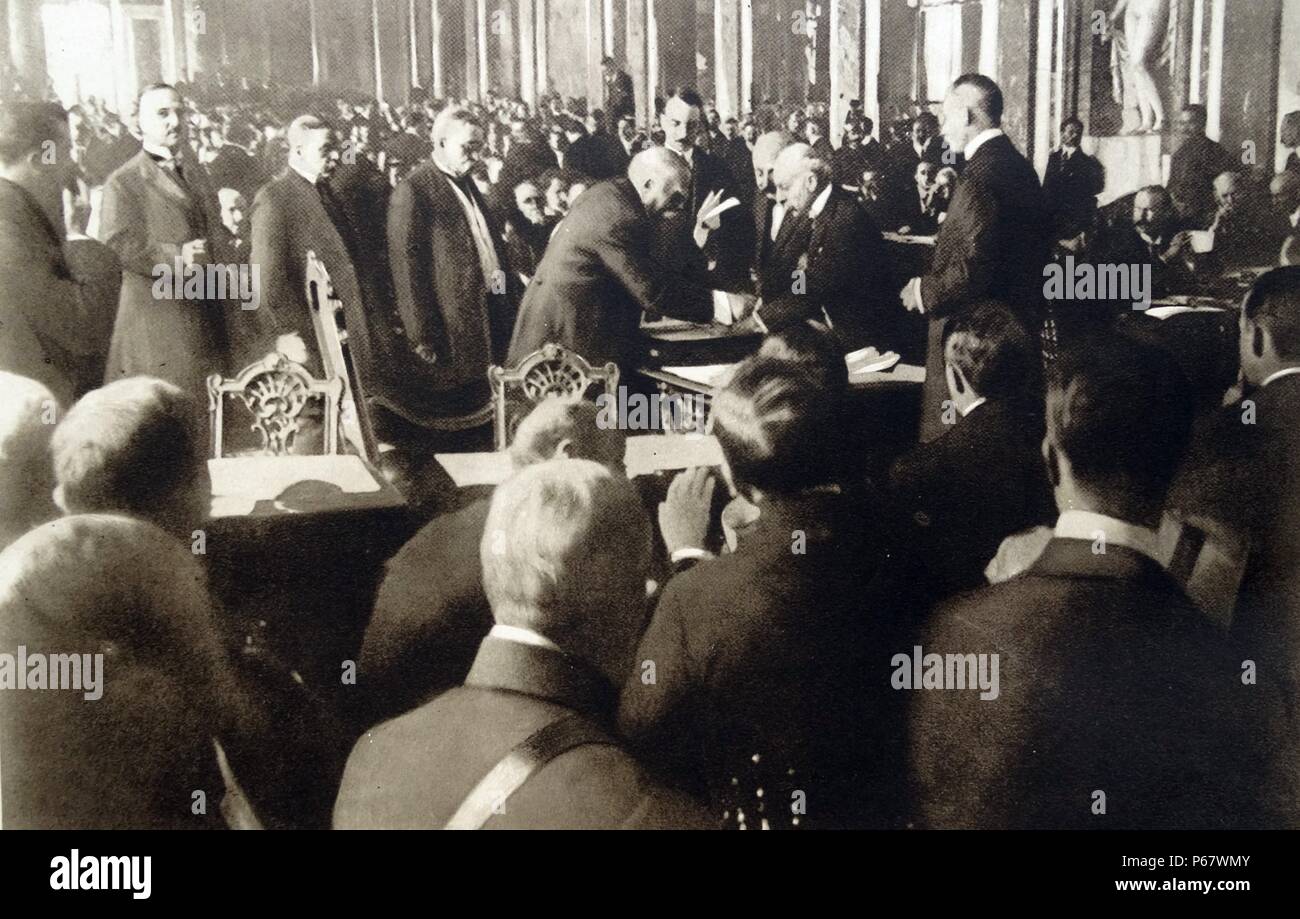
[626,0,649,123]
[431,0,444,96]
[519,0,536,105]
[715,0,741,118]
[587,0,605,109]
[863,0,881,135]
[7,0,47,93]
[830,0,862,145]
[465,0,480,98]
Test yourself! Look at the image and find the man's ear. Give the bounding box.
[52,483,67,514]
[550,437,574,460]
[951,362,967,395]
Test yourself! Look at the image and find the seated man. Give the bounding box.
[909,334,1267,829]
[335,458,712,829]
[1198,171,1290,272]
[889,302,1055,600]
[0,515,231,828]
[50,377,208,537]
[359,397,626,728]
[620,357,902,828]
[0,372,60,552]
[1097,185,1196,297]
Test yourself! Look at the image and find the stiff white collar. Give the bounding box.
[142,141,177,162]
[290,161,323,186]
[489,624,562,653]
[964,127,1004,161]
[1260,366,1300,388]
[959,396,987,418]
[1055,510,1161,563]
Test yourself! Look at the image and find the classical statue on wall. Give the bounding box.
[1109,0,1174,134]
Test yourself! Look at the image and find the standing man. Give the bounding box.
[1042,116,1105,240]
[602,57,636,126]
[99,83,225,396]
[750,130,808,304]
[0,102,98,407]
[901,74,1049,442]
[658,87,750,290]
[386,106,521,456]
[248,114,387,389]
[1167,104,1236,226]
[507,147,717,374]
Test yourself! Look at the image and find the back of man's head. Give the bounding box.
[1240,266,1300,384]
[0,373,59,547]
[0,101,68,167]
[1046,335,1195,520]
[944,302,1041,403]
[952,73,1004,126]
[509,396,626,472]
[710,355,840,498]
[51,378,204,532]
[480,458,650,681]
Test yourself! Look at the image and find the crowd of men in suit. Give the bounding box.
[4,62,1300,828]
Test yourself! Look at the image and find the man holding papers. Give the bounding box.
[507,147,727,374]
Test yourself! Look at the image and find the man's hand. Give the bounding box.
[901,278,925,314]
[181,238,208,267]
[658,466,717,556]
[414,343,439,365]
[275,332,309,365]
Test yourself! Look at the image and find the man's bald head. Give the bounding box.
[509,396,627,474]
[1213,171,1241,212]
[627,145,691,217]
[752,130,794,193]
[942,73,1003,154]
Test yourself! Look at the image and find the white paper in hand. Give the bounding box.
[700,196,741,225]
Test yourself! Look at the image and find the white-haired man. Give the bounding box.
[384,106,521,464]
[335,458,714,829]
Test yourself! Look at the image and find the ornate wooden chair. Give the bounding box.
[206,353,342,458]
[487,343,619,449]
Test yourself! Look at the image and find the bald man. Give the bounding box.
[901,74,1049,442]
[507,147,714,373]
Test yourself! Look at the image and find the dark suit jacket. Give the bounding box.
[1172,374,1300,708]
[619,491,903,828]
[1168,134,1236,224]
[909,537,1267,829]
[99,150,227,393]
[917,133,1048,440]
[508,177,711,371]
[1096,223,1197,299]
[335,637,713,829]
[1042,148,1105,237]
[889,398,1055,599]
[656,147,750,292]
[0,179,99,406]
[758,185,895,349]
[248,168,391,405]
[753,196,811,302]
[359,498,493,727]
[604,69,636,122]
[386,162,522,425]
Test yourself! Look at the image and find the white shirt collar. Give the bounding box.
[290,161,322,186]
[1290,206,1300,228]
[1054,510,1162,563]
[488,624,562,653]
[142,141,177,162]
[964,127,1004,161]
[1260,366,1300,388]
[808,182,834,220]
[959,396,987,418]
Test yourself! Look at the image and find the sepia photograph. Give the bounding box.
[0,0,1296,892]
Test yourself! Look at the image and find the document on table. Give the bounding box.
[659,364,736,389]
[437,435,725,487]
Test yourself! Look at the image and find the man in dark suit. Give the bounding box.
[1171,269,1300,820]
[1095,185,1197,299]
[657,87,751,290]
[1042,116,1105,239]
[507,147,715,374]
[99,84,226,397]
[248,114,391,401]
[335,458,712,829]
[358,399,625,729]
[1168,103,1236,225]
[757,142,894,350]
[564,109,625,181]
[602,56,636,125]
[909,335,1267,829]
[619,358,902,828]
[385,106,522,456]
[901,74,1049,442]
[0,102,98,407]
[889,302,1054,600]
[750,131,809,303]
